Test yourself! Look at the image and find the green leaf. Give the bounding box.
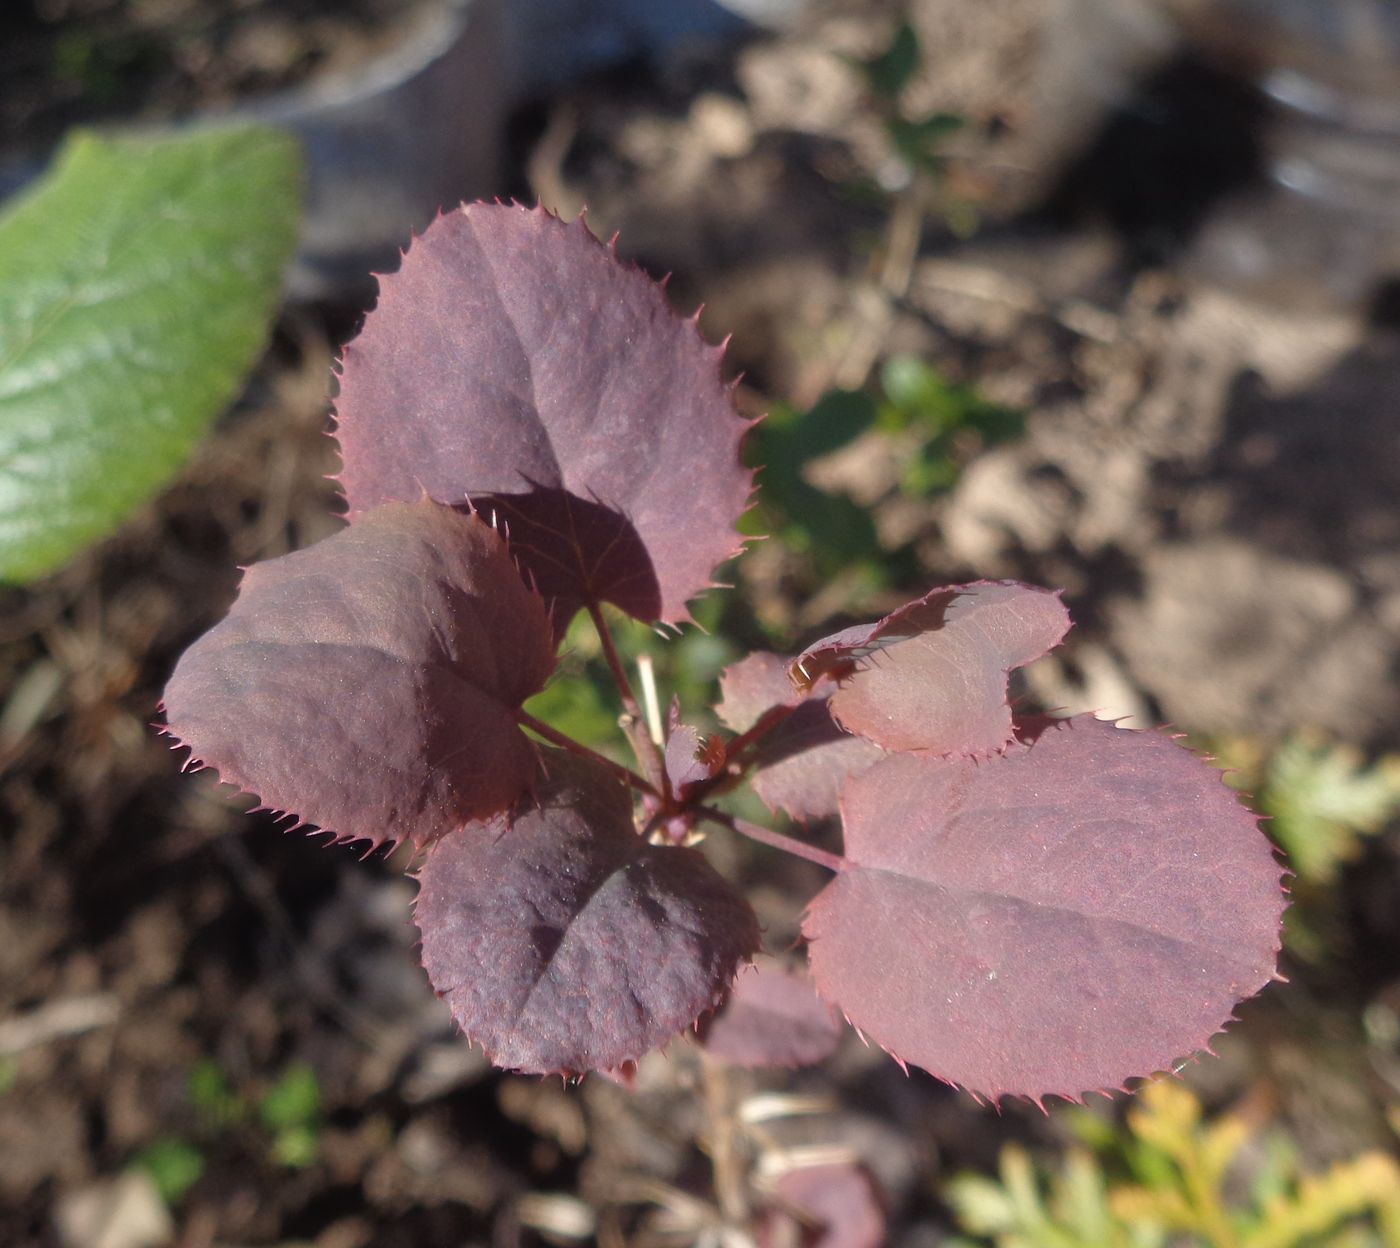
[861,22,921,99]
[886,112,966,170]
[133,1137,205,1205]
[258,1062,321,1133]
[1261,739,1400,884]
[0,125,302,582]
[186,1058,245,1127]
[270,1124,319,1169]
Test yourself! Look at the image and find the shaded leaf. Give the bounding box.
[698,958,842,1068]
[792,581,1069,758]
[805,717,1284,1102]
[163,501,555,850]
[760,1163,886,1248]
[0,126,301,582]
[860,21,920,99]
[335,202,752,631]
[718,651,881,821]
[415,752,760,1074]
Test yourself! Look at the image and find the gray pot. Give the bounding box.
[1,0,805,302]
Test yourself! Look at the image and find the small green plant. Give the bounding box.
[524,594,746,759]
[1211,735,1400,961]
[185,1057,321,1169]
[947,1080,1400,1248]
[1215,736,1400,887]
[856,22,968,203]
[133,1137,206,1206]
[257,1062,322,1169]
[188,1057,246,1129]
[747,356,1022,587]
[853,19,975,237]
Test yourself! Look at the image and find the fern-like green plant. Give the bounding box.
[947,1080,1400,1248]
[1210,734,1400,961]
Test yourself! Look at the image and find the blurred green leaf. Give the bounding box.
[1260,738,1400,884]
[765,390,878,461]
[748,392,884,576]
[950,1081,1400,1248]
[260,1063,322,1168]
[187,1058,245,1128]
[133,1137,205,1205]
[877,356,1023,500]
[270,1123,319,1169]
[886,112,966,170]
[525,670,620,754]
[879,356,1021,441]
[860,21,921,100]
[0,125,302,583]
[258,1062,320,1133]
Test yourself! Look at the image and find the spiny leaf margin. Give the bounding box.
[162,500,557,851]
[333,200,755,632]
[415,750,761,1074]
[805,715,1286,1104]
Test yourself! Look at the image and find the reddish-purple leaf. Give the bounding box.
[162,501,555,851]
[698,958,843,1068]
[791,581,1070,758]
[718,653,883,821]
[415,751,760,1074]
[665,721,722,796]
[334,202,753,631]
[759,1164,885,1248]
[805,716,1284,1103]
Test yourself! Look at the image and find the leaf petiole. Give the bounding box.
[586,600,669,795]
[699,807,846,874]
[514,709,658,797]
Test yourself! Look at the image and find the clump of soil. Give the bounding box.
[2,0,435,151]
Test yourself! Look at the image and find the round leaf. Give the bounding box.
[163,501,556,850]
[415,752,760,1074]
[0,127,301,582]
[805,717,1284,1103]
[760,1164,885,1248]
[334,202,753,630]
[698,959,843,1069]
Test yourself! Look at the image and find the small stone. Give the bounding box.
[54,1171,173,1248]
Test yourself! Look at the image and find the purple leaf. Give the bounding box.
[759,1164,885,1248]
[698,958,843,1068]
[791,581,1070,758]
[415,752,760,1074]
[334,202,754,631]
[718,652,882,821]
[664,721,722,796]
[163,501,555,851]
[805,716,1284,1103]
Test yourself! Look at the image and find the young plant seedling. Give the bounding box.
[162,203,1285,1105]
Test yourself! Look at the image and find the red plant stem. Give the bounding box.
[515,710,657,797]
[587,600,641,713]
[700,807,845,874]
[724,703,799,769]
[684,703,797,807]
[585,600,668,796]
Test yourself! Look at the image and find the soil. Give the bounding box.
[1,0,433,152]
[4,0,1400,1245]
